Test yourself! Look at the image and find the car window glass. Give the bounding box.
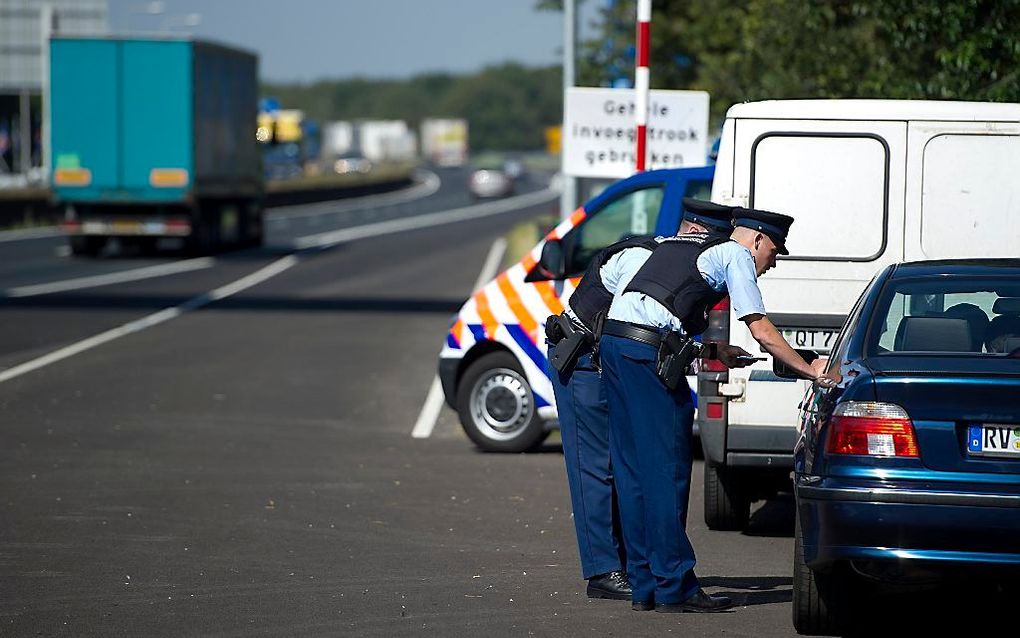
[873,279,1020,355]
[568,186,664,273]
[683,178,712,200]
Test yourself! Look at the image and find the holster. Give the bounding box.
[655,333,704,391]
[546,313,591,375]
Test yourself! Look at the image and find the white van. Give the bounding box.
[700,99,1020,529]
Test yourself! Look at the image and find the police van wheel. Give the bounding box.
[457,352,547,453]
[793,506,847,634]
[703,462,750,530]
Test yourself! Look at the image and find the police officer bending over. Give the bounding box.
[599,204,825,613]
[545,199,741,601]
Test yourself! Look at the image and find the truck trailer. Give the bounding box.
[50,36,262,255]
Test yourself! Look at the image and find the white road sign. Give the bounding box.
[563,87,709,178]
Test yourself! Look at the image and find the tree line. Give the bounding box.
[265,1,1020,150]
[261,64,563,152]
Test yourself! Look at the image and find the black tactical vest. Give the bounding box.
[623,232,731,336]
[568,236,660,332]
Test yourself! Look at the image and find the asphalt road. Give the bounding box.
[0,168,805,637]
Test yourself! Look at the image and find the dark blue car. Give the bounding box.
[785,259,1020,634]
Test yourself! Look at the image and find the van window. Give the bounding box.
[921,135,1020,259]
[684,178,712,200]
[751,134,887,260]
[568,185,664,273]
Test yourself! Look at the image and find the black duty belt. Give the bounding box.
[602,319,664,348]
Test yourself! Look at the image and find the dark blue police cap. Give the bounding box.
[681,197,735,234]
[733,207,794,255]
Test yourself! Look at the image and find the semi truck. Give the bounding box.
[50,36,262,255]
[420,118,468,167]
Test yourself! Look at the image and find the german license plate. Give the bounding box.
[780,327,838,353]
[967,424,1020,457]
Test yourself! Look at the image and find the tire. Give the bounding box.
[793,504,847,635]
[704,462,750,530]
[456,351,548,452]
[187,206,219,255]
[69,235,105,257]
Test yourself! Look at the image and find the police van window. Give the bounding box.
[569,186,664,274]
[751,134,887,261]
[683,179,712,201]
[920,134,1020,259]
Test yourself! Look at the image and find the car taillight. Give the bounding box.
[702,297,730,372]
[825,402,919,458]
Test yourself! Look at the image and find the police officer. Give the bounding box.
[599,204,826,613]
[547,199,736,601]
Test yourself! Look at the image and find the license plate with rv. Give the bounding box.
[780,327,838,353]
[967,425,1020,457]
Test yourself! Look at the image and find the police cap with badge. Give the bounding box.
[681,197,735,234]
[732,206,794,255]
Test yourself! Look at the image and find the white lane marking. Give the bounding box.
[412,237,507,440]
[0,226,60,243]
[266,169,441,219]
[0,255,298,385]
[295,188,557,250]
[2,257,216,298]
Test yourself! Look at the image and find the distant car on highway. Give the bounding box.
[468,168,514,199]
[781,259,1020,635]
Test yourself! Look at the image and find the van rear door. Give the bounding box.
[904,123,1020,262]
[726,119,906,429]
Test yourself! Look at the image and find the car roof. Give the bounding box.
[891,259,1020,278]
[726,99,1020,122]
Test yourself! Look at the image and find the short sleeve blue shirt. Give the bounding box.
[607,239,766,332]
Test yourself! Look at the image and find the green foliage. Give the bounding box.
[571,0,1020,124]
[262,64,562,152]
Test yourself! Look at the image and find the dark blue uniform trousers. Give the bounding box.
[599,334,699,605]
[550,350,626,579]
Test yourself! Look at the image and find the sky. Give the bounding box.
[108,0,601,84]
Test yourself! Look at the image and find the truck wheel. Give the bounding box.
[187,206,220,255]
[793,506,847,635]
[704,462,750,530]
[456,351,548,452]
[69,236,106,257]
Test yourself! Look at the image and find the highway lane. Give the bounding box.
[0,177,808,637]
[0,172,994,636]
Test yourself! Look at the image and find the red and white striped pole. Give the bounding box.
[634,0,651,172]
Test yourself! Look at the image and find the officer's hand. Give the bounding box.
[810,357,829,375]
[718,344,753,368]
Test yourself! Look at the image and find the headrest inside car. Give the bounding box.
[992,297,1020,315]
[896,317,972,352]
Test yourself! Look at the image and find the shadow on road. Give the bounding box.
[0,294,467,314]
[744,493,796,538]
[700,575,793,607]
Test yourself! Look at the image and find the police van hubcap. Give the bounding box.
[471,368,533,439]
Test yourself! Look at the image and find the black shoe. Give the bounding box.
[632,600,655,611]
[655,589,734,613]
[586,571,632,600]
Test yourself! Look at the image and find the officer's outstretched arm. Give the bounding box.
[742,313,818,380]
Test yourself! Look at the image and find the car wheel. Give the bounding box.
[793,504,847,635]
[703,462,750,530]
[456,351,548,452]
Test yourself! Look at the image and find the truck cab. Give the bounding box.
[439,165,714,452]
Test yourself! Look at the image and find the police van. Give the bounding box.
[699,99,1020,529]
[439,165,715,452]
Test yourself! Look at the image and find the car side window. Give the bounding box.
[683,178,712,200]
[567,186,664,275]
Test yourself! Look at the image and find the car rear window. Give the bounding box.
[869,277,1020,357]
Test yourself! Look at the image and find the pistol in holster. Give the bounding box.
[655,332,704,391]
[545,313,591,375]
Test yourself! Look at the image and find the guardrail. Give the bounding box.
[0,164,416,230]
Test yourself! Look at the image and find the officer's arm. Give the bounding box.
[743,313,818,380]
